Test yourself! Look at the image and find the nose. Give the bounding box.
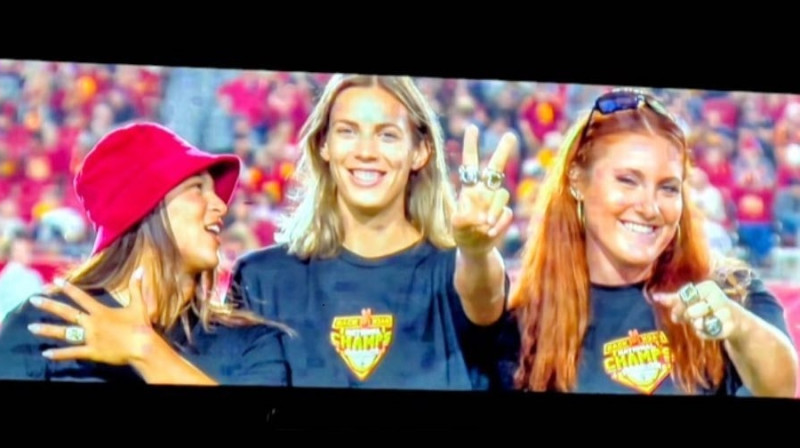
[209,190,228,217]
[634,190,660,221]
[354,136,379,160]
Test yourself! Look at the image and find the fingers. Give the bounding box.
[684,300,712,320]
[29,296,84,324]
[695,280,728,311]
[652,292,685,323]
[54,280,101,315]
[488,207,513,239]
[462,124,480,167]
[27,323,74,341]
[487,132,517,172]
[486,189,511,226]
[42,346,92,362]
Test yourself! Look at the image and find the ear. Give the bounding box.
[568,165,585,200]
[410,140,432,172]
[320,141,330,162]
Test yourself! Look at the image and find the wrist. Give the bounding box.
[725,302,752,350]
[457,244,495,261]
[128,325,161,366]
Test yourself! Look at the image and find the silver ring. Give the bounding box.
[678,283,700,306]
[458,165,480,186]
[481,168,505,191]
[702,315,723,337]
[64,326,85,344]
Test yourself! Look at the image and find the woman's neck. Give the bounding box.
[585,245,652,287]
[109,270,197,322]
[338,200,422,258]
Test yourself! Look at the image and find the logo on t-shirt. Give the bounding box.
[602,330,673,394]
[330,308,394,381]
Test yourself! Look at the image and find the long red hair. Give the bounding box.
[512,104,734,394]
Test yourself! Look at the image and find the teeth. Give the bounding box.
[352,170,380,182]
[623,222,655,234]
[206,224,221,235]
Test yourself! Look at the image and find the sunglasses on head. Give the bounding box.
[579,88,678,141]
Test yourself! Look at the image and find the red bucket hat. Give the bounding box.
[75,122,242,255]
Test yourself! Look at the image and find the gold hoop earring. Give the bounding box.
[577,200,585,229]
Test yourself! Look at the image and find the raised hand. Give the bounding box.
[653,280,744,341]
[452,124,517,256]
[27,267,158,365]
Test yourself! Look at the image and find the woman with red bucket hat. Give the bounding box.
[0,122,290,385]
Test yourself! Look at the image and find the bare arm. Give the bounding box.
[725,303,798,397]
[129,330,218,386]
[455,247,507,326]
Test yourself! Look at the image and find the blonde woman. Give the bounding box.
[0,122,289,386]
[229,75,520,390]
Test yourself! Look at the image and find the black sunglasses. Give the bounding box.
[579,88,678,142]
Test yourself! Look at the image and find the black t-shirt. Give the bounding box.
[0,289,290,386]
[229,241,520,391]
[574,278,792,395]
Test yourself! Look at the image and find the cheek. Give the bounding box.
[659,197,683,223]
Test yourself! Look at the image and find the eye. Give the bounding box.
[336,127,354,136]
[616,175,636,185]
[380,130,400,141]
[662,184,681,194]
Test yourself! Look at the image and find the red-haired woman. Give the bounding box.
[511,89,798,397]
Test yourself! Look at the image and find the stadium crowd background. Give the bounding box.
[1,60,799,353]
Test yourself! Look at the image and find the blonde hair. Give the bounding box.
[275,74,456,259]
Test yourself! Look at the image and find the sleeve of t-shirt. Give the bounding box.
[198,324,290,387]
[0,298,49,380]
[723,276,795,395]
[0,292,86,381]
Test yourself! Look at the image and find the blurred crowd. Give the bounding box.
[3,60,800,322]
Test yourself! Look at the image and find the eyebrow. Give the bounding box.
[619,168,681,184]
[332,119,402,131]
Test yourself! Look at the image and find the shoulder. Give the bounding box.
[195,321,285,353]
[235,243,298,271]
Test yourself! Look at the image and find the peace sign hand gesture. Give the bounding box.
[27,267,158,365]
[452,124,517,256]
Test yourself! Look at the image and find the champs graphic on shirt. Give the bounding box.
[602,330,673,394]
[330,308,394,381]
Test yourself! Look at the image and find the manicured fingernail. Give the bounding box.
[42,350,53,358]
[133,267,144,280]
[53,277,64,288]
[27,324,41,333]
[29,297,43,307]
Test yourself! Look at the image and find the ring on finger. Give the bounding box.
[75,311,87,325]
[678,283,701,306]
[481,168,505,191]
[458,165,480,186]
[702,314,723,337]
[64,326,85,344]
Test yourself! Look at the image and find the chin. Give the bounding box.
[342,194,392,213]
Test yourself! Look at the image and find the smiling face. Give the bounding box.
[575,131,684,280]
[321,85,430,219]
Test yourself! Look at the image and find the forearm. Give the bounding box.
[130,332,218,386]
[725,307,798,397]
[454,247,506,326]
